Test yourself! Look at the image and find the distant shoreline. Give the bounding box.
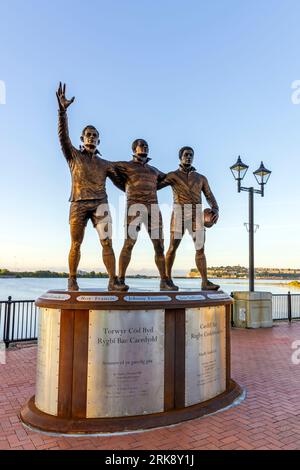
[1,267,300,281]
[0,275,298,284]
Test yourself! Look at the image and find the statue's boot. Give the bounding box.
[68,277,79,291]
[201,279,220,291]
[160,279,178,291]
[108,277,129,292]
[167,278,179,291]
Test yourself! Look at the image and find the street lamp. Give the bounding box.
[230,156,271,292]
[253,161,272,197]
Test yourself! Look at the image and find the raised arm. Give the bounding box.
[202,176,219,223]
[56,82,75,161]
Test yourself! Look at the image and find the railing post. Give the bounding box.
[230,291,235,327]
[288,291,292,323]
[4,296,12,348]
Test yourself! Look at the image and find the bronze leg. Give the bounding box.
[95,221,116,281]
[195,247,208,285]
[118,238,137,279]
[151,238,167,280]
[69,223,85,278]
[99,238,116,280]
[166,233,182,279]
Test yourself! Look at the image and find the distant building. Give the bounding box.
[188,266,300,279]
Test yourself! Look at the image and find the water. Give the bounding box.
[0,277,299,300]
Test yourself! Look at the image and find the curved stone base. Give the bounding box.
[21,380,243,435]
[21,289,242,434]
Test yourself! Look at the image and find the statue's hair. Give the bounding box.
[132,138,148,152]
[179,146,194,159]
[82,125,99,136]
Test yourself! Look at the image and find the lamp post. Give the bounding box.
[230,157,271,292]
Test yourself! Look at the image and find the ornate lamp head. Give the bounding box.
[253,161,272,185]
[230,156,249,181]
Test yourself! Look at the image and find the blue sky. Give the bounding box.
[0,0,300,274]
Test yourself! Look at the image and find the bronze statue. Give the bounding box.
[159,146,220,291]
[115,139,176,291]
[56,83,127,292]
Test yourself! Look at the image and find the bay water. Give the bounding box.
[0,277,299,301]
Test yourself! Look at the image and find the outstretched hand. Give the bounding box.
[56,82,75,111]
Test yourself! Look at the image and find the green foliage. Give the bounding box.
[0,269,9,275]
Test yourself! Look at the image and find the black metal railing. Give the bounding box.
[272,292,300,321]
[0,297,39,348]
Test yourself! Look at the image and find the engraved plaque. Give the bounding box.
[35,308,61,416]
[207,293,230,300]
[77,295,119,302]
[40,293,70,301]
[124,295,171,302]
[185,306,226,406]
[87,309,165,418]
[176,295,206,301]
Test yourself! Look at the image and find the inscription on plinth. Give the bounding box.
[185,306,226,406]
[35,308,61,416]
[86,309,165,418]
[77,295,119,302]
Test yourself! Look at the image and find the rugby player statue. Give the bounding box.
[56,83,127,291]
[159,146,220,291]
[114,139,175,291]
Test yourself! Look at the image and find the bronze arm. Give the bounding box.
[107,163,126,192]
[157,172,171,190]
[202,176,219,212]
[56,82,75,162]
[58,110,75,162]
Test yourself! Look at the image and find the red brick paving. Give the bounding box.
[1,322,300,450]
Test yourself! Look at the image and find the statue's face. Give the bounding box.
[81,127,100,152]
[180,149,194,166]
[135,140,149,157]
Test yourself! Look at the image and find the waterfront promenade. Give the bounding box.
[1,322,300,450]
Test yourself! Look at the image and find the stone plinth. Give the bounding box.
[232,291,273,328]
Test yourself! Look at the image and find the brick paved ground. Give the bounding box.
[1,322,300,450]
